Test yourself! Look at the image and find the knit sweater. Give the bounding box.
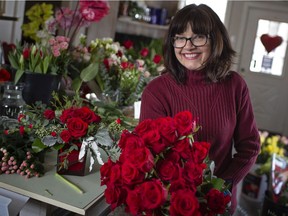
[139,70,260,212]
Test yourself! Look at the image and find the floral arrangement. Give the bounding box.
[100,111,231,215]
[8,1,110,85]
[70,36,164,107]
[0,92,133,178]
[256,130,288,175]
[8,39,70,84]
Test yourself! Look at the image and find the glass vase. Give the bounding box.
[0,82,26,119]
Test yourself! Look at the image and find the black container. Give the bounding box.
[22,72,61,105]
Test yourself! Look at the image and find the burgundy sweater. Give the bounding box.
[139,70,260,212]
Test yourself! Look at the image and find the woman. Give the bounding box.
[139,4,260,214]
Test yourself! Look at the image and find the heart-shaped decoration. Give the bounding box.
[260,34,283,53]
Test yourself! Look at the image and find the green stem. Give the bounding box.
[55,173,84,194]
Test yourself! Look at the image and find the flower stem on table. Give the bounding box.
[55,173,84,194]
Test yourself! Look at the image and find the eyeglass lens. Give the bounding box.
[173,35,208,48]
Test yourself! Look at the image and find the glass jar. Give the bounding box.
[0,82,26,119]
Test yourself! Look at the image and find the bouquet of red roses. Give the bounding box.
[100,111,231,216]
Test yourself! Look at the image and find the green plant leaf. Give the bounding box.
[32,138,48,153]
[80,62,99,82]
[71,77,83,93]
[14,69,24,84]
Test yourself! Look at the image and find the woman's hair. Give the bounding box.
[163,4,236,83]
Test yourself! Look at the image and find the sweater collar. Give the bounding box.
[187,69,207,84]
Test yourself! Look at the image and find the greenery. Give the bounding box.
[0,92,137,177]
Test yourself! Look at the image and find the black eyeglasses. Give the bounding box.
[172,34,210,48]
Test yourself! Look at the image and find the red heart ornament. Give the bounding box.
[260,34,283,53]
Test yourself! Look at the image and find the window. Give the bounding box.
[249,19,288,76]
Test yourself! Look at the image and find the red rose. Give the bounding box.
[104,184,126,211]
[205,188,231,214]
[123,40,133,49]
[170,189,201,216]
[0,68,11,82]
[19,126,25,136]
[140,179,166,211]
[115,118,121,124]
[125,147,154,173]
[79,0,110,22]
[142,129,165,154]
[126,188,142,215]
[121,61,134,70]
[60,108,75,123]
[169,178,196,193]
[43,109,55,120]
[156,117,177,145]
[100,158,114,185]
[74,106,101,123]
[192,141,210,164]
[140,47,149,57]
[109,163,122,185]
[118,130,145,152]
[66,117,88,138]
[173,138,193,160]
[60,130,71,143]
[153,54,162,64]
[134,119,155,136]
[183,161,206,186]
[174,110,194,136]
[121,162,145,185]
[103,58,110,69]
[156,158,180,181]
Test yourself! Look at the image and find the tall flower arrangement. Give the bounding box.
[9,1,110,84]
[70,37,164,107]
[100,111,231,215]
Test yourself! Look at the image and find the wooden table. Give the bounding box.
[0,151,110,215]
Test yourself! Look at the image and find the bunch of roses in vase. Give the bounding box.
[100,111,231,215]
[2,92,130,177]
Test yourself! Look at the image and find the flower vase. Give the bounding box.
[22,72,61,106]
[57,143,87,176]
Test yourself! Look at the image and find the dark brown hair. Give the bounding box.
[163,4,236,83]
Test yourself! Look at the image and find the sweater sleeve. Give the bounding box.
[221,79,261,184]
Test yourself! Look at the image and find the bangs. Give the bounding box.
[171,6,212,35]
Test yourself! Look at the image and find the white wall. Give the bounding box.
[0,1,25,44]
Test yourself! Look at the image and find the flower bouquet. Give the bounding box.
[100,111,231,215]
[70,37,164,107]
[0,92,133,177]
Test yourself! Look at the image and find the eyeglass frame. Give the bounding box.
[172,34,210,48]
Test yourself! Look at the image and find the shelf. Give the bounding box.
[0,15,18,21]
[116,16,168,39]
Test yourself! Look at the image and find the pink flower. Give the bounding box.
[79,0,110,22]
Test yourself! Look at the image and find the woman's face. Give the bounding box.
[174,25,211,71]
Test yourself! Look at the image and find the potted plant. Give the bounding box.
[7,1,110,105]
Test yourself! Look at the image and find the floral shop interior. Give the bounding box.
[0,1,288,216]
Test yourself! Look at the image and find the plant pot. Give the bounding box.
[57,143,87,176]
[261,191,288,216]
[22,72,61,105]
